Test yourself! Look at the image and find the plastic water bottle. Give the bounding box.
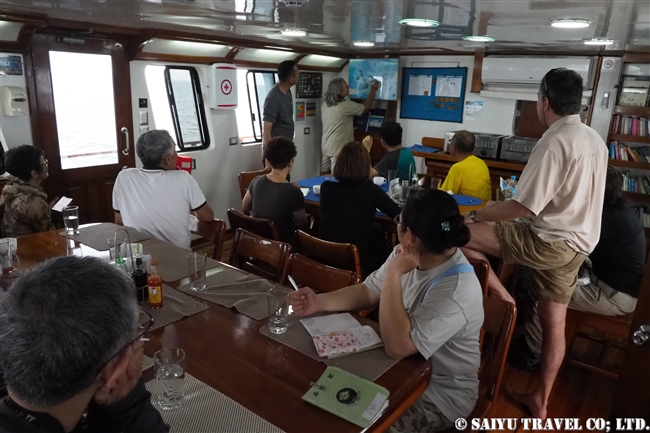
[506,175,518,199]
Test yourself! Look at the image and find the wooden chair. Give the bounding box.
[229,228,291,284]
[286,253,360,294]
[191,218,226,261]
[468,258,490,296]
[237,167,271,199]
[227,208,279,241]
[436,297,517,433]
[294,230,362,277]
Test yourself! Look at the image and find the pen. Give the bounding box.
[288,275,300,291]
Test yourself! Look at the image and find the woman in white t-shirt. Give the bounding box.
[320,77,378,174]
[290,189,484,432]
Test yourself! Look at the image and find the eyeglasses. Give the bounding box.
[95,309,154,375]
[41,158,49,166]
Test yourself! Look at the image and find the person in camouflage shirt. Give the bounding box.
[0,145,54,237]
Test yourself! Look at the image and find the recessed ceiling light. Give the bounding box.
[281,29,307,37]
[550,19,591,29]
[353,41,375,47]
[462,35,495,42]
[399,18,440,27]
[583,38,614,45]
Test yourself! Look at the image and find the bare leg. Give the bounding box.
[509,298,568,420]
[462,222,515,304]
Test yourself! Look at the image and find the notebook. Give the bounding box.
[300,313,383,358]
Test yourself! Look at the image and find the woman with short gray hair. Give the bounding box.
[320,77,379,174]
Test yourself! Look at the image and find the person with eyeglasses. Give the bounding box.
[292,189,483,432]
[461,67,608,420]
[0,145,57,237]
[0,256,168,433]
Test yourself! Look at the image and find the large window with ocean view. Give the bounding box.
[164,67,210,151]
[50,51,119,170]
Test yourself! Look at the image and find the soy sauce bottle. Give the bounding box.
[132,257,148,303]
[147,258,163,308]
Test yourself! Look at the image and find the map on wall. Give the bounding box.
[349,59,398,101]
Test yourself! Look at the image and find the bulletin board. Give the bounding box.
[399,67,468,123]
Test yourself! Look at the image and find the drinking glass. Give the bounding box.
[400,180,410,203]
[0,239,16,274]
[187,252,206,291]
[153,348,186,410]
[267,287,291,334]
[387,170,398,196]
[63,206,80,234]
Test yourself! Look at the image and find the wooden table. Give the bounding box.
[13,229,432,433]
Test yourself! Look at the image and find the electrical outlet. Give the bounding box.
[138,98,148,108]
[229,137,239,146]
[139,126,149,135]
[304,127,310,135]
[139,111,148,125]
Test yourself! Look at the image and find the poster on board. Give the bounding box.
[400,67,468,123]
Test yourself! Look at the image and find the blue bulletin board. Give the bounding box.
[399,67,468,123]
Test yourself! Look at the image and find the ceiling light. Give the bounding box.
[399,18,440,27]
[281,29,306,37]
[462,35,495,42]
[550,19,591,29]
[583,38,614,45]
[353,41,375,47]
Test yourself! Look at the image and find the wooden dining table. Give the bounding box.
[11,229,433,433]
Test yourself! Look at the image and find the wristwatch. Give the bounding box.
[469,210,478,222]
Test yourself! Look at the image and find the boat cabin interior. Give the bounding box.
[0,0,649,428]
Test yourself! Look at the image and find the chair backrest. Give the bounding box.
[227,208,279,241]
[237,167,271,199]
[286,253,360,294]
[479,296,517,404]
[294,230,362,277]
[469,259,490,296]
[229,228,291,283]
[191,218,226,261]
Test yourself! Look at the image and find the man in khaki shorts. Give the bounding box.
[461,68,607,420]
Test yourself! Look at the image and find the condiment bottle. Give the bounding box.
[132,257,148,303]
[147,258,163,308]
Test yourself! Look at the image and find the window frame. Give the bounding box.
[241,69,277,145]
[164,66,210,151]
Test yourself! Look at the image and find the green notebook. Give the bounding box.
[302,366,390,428]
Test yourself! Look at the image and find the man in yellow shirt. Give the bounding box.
[439,131,492,202]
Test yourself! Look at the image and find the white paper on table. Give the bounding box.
[435,76,463,98]
[300,188,309,197]
[51,196,73,212]
[300,313,361,337]
[407,75,432,96]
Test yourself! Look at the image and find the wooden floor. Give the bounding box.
[192,236,617,427]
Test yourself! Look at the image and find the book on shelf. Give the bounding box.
[610,115,649,137]
[608,142,650,163]
[631,206,650,229]
[618,76,650,107]
[300,313,383,358]
[620,171,650,195]
[302,366,390,428]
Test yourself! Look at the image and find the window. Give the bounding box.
[50,51,119,170]
[235,69,277,144]
[164,67,210,150]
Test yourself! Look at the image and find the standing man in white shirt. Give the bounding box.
[262,60,299,166]
[461,68,607,420]
[112,130,214,249]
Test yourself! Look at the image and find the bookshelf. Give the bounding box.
[608,134,650,144]
[614,105,650,117]
[608,159,650,170]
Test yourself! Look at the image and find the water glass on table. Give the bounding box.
[0,238,18,275]
[267,286,291,334]
[387,170,398,196]
[153,348,186,410]
[187,252,207,291]
[63,206,80,234]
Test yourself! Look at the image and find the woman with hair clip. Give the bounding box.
[292,189,483,432]
[320,77,378,174]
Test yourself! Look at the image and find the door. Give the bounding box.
[610,252,650,421]
[27,33,135,224]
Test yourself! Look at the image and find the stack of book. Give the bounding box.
[631,206,650,229]
[608,142,650,162]
[621,172,650,195]
[610,115,649,137]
